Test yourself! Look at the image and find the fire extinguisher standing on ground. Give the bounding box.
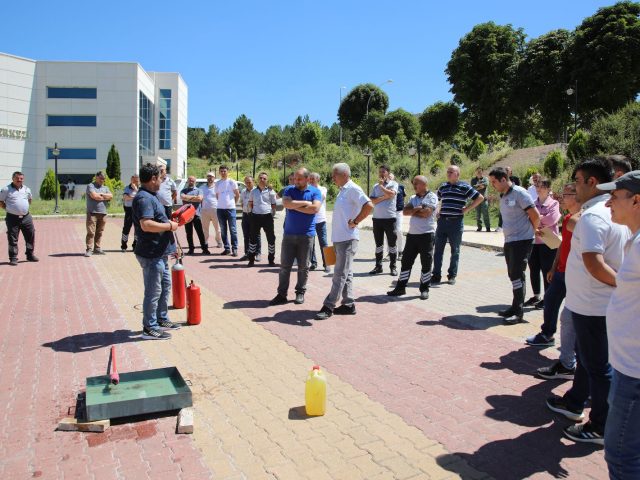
[187,280,201,325]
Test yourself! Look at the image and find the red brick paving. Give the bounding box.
[0,219,211,479]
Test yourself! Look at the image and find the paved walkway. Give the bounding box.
[0,215,607,479]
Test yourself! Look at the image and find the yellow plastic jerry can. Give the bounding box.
[305,365,327,416]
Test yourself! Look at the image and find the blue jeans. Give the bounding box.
[605,369,640,479]
[433,216,464,278]
[541,271,566,337]
[217,208,238,251]
[136,255,171,331]
[558,307,577,370]
[310,221,328,267]
[564,311,612,433]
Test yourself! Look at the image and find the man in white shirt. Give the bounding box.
[155,160,177,219]
[528,172,541,202]
[0,171,38,265]
[216,165,240,256]
[199,171,223,249]
[546,158,630,445]
[309,172,330,273]
[315,163,373,319]
[598,170,640,477]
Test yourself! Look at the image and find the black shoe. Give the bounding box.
[534,299,544,310]
[247,260,255,267]
[486,228,491,232]
[294,293,305,305]
[9,258,18,266]
[564,422,604,445]
[420,290,430,300]
[26,255,39,262]
[476,227,482,232]
[158,320,181,330]
[390,267,398,277]
[269,294,288,306]
[231,250,238,257]
[221,250,230,256]
[387,287,406,297]
[546,396,585,421]
[239,255,249,261]
[503,313,525,325]
[142,328,171,340]
[310,264,317,271]
[202,249,211,255]
[448,276,456,285]
[369,266,383,275]
[526,332,555,347]
[537,361,575,380]
[187,249,195,255]
[334,304,356,315]
[269,261,277,267]
[121,244,127,252]
[315,306,333,320]
[498,307,517,318]
[524,296,541,307]
[431,275,441,284]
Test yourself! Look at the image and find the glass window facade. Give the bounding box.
[47,87,97,99]
[159,89,171,150]
[139,91,154,157]
[47,115,97,127]
[47,148,97,159]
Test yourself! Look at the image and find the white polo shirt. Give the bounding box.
[216,178,238,209]
[0,183,31,216]
[565,194,630,317]
[606,230,640,379]
[199,182,218,210]
[332,180,370,243]
[315,185,327,224]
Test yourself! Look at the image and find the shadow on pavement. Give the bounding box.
[476,304,511,314]
[417,314,503,330]
[223,299,270,309]
[48,253,87,258]
[436,422,599,480]
[42,329,142,353]
[253,310,315,327]
[288,406,316,420]
[480,345,551,376]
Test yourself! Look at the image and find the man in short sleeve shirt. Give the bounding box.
[489,167,540,324]
[0,171,38,265]
[199,172,223,249]
[248,172,276,266]
[315,163,373,320]
[216,165,240,256]
[155,160,177,219]
[369,165,399,276]
[180,175,209,255]
[309,172,330,273]
[121,175,139,251]
[85,171,113,256]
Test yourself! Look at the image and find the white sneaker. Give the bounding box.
[495,227,503,232]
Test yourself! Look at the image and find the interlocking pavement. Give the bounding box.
[0,215,607,479]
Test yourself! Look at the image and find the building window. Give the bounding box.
[165,158,172,174]
[47,148,97,159]
[47,87,97,99]
[139,91,154,156]
[159,89,171,150]
[47,115,97,127]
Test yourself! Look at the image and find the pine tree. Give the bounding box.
[106,144,121,181]
[39,169,59,200]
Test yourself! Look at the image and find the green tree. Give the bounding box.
[380,108,420,143]
[419,102,461,145]
[589,102,640,164]
[202,124,226,161]
[106,144,121,181]
[543,150,565,178]
[371,135,396,164]
[567,129,591,164]
[299,122,323,149]
[566,2,640,123]
[228,114,259,160]
[262,125,286,154]
[355,110,384,146]
[468,135,487,160]
[39,168,59,200]
[187,127,206,158]
[338,84,390,131]
[446,22,525,136]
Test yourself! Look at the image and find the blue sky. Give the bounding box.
[3,0,614,132]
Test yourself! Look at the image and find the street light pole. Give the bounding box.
[52,142,60,214]
[364,149,372,195]
[567,81,578,136]
[339,86,346,146]
[366,79,393,116]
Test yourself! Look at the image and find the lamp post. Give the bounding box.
[52,142,60,214]
[366,79,393,116]
[566,81,578,136]
[364,148,372,195]
[339,86,346,146]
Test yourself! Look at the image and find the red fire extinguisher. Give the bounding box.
[187,280,201,325]
[172,262,186,309]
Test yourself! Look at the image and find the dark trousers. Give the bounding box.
[476,201,490,230]
[564,312,612,433]
[249,213,275,262]
[5,213,35,260]
[433,216,464,279]
[541,271,566,337]
[242,213,261,256]
[503,239,533,315]
[373,218,397,269]
[121,206,137,248]
[310,221,328,267]
[396,233,435,292]
[185,215,208,251]
[529,243,556,296]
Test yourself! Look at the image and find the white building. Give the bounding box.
[0,52,188,196]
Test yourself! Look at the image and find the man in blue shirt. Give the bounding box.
[269,168,322,306]
[132,163,182,340]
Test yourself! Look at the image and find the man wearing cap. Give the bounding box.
[156,160,176,219]
[85,171,113,257]
[0,171,38,266]
[199,171,223,249]
[180,175,209,255]
[546,157,630,446]
[598,170,640,476]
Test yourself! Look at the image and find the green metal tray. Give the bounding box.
[85,366,192,421]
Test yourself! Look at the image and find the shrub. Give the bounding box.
[450,152,463,166]
[589,102,640,166]
[430,160,444,175]
[468,136,487,160]
[543,150,565,179]
[106,144,121,181]
[567,129,590,164]
[521,167,540,188]
[39,168,59,200]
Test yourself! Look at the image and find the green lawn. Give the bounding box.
[1,199,124,218]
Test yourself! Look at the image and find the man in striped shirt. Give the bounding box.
[432,166,484,285]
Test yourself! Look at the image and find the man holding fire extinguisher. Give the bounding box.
[132,163,182,340]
